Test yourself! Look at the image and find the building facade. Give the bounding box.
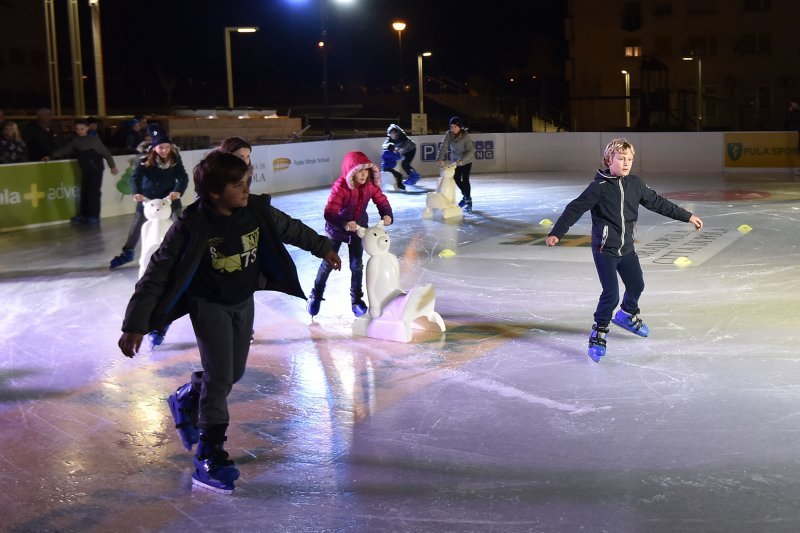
[566,0,800,131]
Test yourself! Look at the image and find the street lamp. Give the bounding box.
[89,0,107,116]
[392,21,406,87]
[417,51,432,114]
[621,70,630,128]
[682,55,703,131]
[225,26,259,109]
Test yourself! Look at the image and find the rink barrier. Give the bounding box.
[2,131,798,231]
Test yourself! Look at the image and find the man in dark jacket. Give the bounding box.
[23,108,61,162]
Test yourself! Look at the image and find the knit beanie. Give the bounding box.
[151,130,171,147]
[448,116,464,128]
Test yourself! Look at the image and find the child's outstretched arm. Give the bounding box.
[689,214,703,230]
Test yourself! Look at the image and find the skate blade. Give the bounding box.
[611,318,648,337]
[192,475,234,494]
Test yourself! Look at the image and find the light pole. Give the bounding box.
[66,0,85,115]
[392,21,406,87]
[43,0,61,115]
[682,55,702,131]
[417,51,432,114]
[225,26,259,109]
[89,0,107,116]
[621,70,630,128]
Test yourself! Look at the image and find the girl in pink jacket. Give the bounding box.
[308,151,393,317]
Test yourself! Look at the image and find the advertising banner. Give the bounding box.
[0,161,80,230]
[724,132,800,167]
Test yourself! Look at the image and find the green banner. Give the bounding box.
[0,161,80,230]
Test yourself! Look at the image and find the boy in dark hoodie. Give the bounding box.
[118,151,341,493]
[307,151,393,318]
[545,138,703,362]
[46,119,118,224]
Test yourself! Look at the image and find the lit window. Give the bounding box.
[625,46,642,57]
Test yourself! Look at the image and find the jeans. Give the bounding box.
[592,251,644,326]
[454,163,473,198]
[313,236,364,300]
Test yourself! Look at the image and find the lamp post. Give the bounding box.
[417,51,432,114]
[621,70,630,128]
[392,21,406,87]
[88,0,107,116]
[317,0,356,137]
[43,0,61,115]
[225,26,259,109]
[682,55,702,131]
[66,0,85,115]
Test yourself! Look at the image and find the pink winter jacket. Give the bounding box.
[323,151,393,242]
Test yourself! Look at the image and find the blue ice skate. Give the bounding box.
[587,324,608,362]
[403,170,422,186]
[109,249,134,269]
[148,328,167,349]
[612,309,649,337]
[352,298,368,317]
[167,382,199,451]
[192,439,240,494]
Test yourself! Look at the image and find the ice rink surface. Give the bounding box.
[1,170,799,532]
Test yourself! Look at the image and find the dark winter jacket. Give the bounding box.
[23,123,60,162]
[50,135,115,174]
[130,148,189,205]
[380,148,403,170]
[324,151,393,243]
[548,170,693,256]
[121,194,333,334]
[0,138,27,164]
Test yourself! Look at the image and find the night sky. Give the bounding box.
[92,0,565,110]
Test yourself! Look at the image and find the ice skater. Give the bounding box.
[436,116,475,212]
[545,138,703,362]
[307,150,393,318]
[380,142,405,190]
[118,151,341,493]
[109,130,188,269]
[45,118,119,224]
[383,124,421,186]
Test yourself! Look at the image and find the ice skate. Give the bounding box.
[352,298,368,317]
[192,435,239,494]
[166,382,199,451]
[612,309,649,337]
[458,196,466,208]
[109,249,134,269]
[588,324,608,362]
[464,197,472,213]
[148,328,167,349]
[403,170,422,186]
[307,288,324,316]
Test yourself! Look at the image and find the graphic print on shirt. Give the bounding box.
[208,228,260,273]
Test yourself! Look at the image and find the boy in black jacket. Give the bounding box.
[118,151,341,493]
[546,138,703,362]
